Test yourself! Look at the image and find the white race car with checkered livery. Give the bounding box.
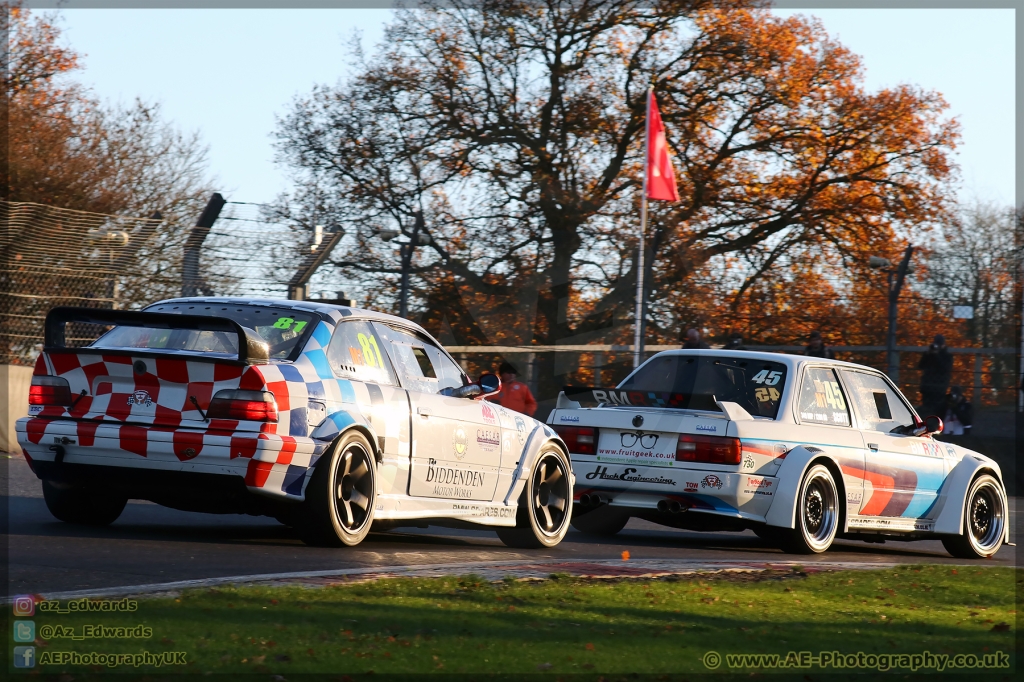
[550,350,1009,558]
[17,299,574,548]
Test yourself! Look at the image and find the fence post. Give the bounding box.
[526,351,537,397]
[594,351,604,387]
[972,351,984,407]
[182,193,226,297]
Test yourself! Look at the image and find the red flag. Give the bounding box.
[645,91,680,202]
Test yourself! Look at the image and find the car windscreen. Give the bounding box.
[617,354,787,418]
[91,304,317,361]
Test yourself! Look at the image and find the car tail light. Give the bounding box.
[207,390,278,422]
[29,376,72,406]
[553,425,597,455]
[676,434,741,464]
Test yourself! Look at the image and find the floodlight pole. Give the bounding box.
[398,211,424,319]
[885,245,915,382]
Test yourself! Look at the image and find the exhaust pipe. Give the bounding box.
[657,500,669,513]
[578,494,592,506]
[669,500,682,514]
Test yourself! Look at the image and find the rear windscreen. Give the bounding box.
[617,354,787,418]
[90,304,317,361]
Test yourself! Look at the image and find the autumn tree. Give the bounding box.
[3,5,212,222]
[2,5,216,363]
[275,0,958,397]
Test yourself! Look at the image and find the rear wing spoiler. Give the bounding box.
[43,306,271,365]
[558,387,754,419]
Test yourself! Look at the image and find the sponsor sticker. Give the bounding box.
[584,465,676,486]
[701,474,724,489]
[515,416,527,444]
[559,415,580,422]
[743,453,756,469]
[426,459,487,499]
[476,428,500,452]
[595,429,677,467]
[742,476,773,496]
[453,428,468,460]
[481,403,498,424]
[127,390,153,407]
[695,424,717,433]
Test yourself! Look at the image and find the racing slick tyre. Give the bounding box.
[42,480,127,526]
[570,505,629,537]
[497,447,572,549]
[778,464,839,554]
[294,431,377,547]
[941,474,1005,559]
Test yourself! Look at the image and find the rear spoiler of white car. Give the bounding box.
[43,306,271,365]
[558,387,756,420]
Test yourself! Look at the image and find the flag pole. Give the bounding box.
[633,87,652,369]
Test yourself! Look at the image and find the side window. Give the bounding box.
[797,367,851,427]
[375,324,467,393]
[325,320,398,386]
[841,370,916,433]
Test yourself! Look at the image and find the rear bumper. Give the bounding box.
[16,417,322,501]
[570,457,776,520]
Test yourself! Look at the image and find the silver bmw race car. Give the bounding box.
[550,350,1009,557]
[18,299,574,549]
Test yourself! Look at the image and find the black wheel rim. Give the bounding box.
[533,454,569,535]
[801,470,837,551]
[968,483,1003,552]
[334,444,373,532]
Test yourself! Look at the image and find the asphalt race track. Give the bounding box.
[6,453,1018,596]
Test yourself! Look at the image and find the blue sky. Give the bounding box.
[56,6,1015,208]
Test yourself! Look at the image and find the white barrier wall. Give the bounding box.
[1,365,33,453]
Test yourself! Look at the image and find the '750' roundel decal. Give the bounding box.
[453,428,468,460]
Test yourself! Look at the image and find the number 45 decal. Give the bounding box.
[752,369,783,386]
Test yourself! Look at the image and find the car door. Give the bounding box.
[323,319,409,468]
[839,369,947,523]
[373,323,501,502]
[793,366,865,517]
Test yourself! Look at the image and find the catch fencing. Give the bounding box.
[2,200,1019,412]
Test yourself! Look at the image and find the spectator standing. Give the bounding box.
[489,361,537,417]
[682,328,710,349]
[804,331,834,359]
[941,386,973,436]
[918,334,953,417]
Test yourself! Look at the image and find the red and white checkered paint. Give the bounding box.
[16,298,390,501]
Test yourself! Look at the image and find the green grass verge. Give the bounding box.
[23,565,1017,677]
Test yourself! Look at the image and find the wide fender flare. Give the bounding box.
[289,409,381,501]
[502,422,575,507]
[932,455,1009,541]
[764,446,846,530]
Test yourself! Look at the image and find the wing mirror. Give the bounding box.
[448,384,482,399]
[442,373,501,399]
[478,373,501,397]
[912,415,944,436]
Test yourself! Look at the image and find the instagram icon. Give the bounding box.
[12,595,35,617]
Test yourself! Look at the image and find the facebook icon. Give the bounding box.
[13,646,36,668]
